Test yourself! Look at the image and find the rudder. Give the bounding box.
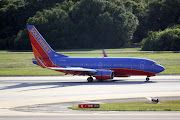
[27,25,67,67]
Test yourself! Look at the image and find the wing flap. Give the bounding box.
[35,56,97,75]
[49,67,97,73]
[49,67,97,76]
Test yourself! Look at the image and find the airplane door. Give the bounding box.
[98,62,103,68]
[140,61,145,69]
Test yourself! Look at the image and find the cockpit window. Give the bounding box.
[150,62,158,65]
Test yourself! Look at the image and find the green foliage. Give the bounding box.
[126,0,180,43]
[141,27,180,51]
[69,0,138,48]
[137,0,180,43]
[168,24,180,29]
[14,29,30,50]
[122,0,147,43]
[14,0,138,49]
[0,0,179,51]
[27,4,73,49]
[146,0,180,31]
[0,0,64,50]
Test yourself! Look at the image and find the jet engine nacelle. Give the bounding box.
[94,70,114,80]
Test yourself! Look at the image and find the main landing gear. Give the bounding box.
[87,76,93,82]
[145,77,150,82]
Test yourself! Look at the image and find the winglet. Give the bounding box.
[102,49,108,57]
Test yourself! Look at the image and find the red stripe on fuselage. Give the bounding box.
[50,67,156,77]
[110,68,156,77]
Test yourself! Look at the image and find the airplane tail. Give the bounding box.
[27,25,67,67]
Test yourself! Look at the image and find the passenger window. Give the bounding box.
[150,63,157,65]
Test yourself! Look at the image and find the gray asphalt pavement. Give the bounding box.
[0,75,180,119]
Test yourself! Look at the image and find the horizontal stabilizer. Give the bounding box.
[36,57,46,68]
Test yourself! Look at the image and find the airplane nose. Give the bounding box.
[158,65,165,72]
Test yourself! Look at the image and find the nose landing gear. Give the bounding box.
[145,77,150,82]
[87,76,93,82]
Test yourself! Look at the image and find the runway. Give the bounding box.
[0,75,180,119]
[1,113,180,120]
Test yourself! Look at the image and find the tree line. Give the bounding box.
[0,0,180,50]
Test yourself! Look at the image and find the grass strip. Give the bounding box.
[0,51,179,76]
[69,100,180,111]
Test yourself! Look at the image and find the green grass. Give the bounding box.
[69,100,180,111]
[0,53,64,76]
[0,50,179,76]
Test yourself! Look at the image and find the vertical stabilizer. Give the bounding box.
[102,49,108,57]
[27,25,67,67]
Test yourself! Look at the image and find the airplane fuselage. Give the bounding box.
[51,57,164,77]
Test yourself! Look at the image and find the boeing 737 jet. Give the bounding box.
[27,25,165,82]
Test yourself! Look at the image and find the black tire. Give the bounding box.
[87,77,93,82]
[146,77,150,82]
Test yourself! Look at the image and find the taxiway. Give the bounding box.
[0,75,180,119]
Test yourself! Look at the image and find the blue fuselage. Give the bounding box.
[50,57,165,76]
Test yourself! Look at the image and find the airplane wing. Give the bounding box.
[36,56,97,75]
[49,67,97,75]
[49,67,97,72]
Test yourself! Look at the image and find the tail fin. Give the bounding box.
[27,25,67,67]
[102,49,108,57]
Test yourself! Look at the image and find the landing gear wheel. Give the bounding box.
[145,77,150,82]
[87,77,93,82]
